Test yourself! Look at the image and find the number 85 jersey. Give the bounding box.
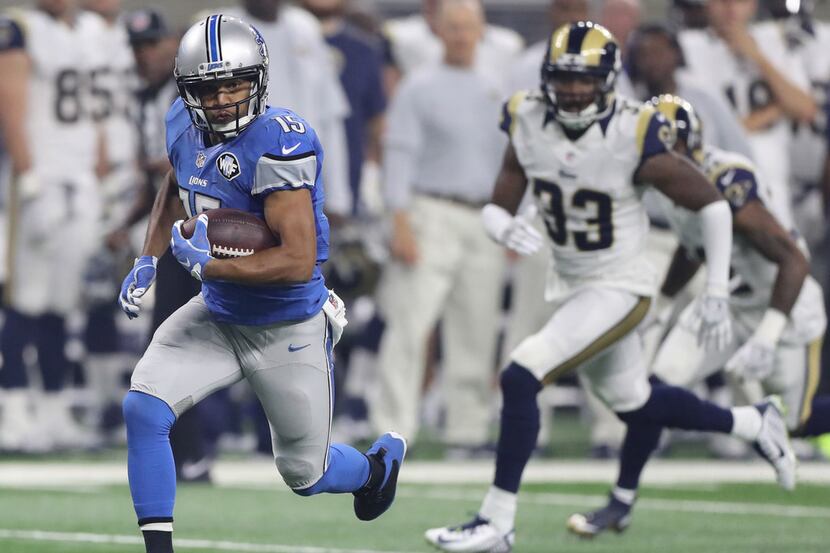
[501,91,672,298]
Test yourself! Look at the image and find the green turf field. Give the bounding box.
[0,478,827,553]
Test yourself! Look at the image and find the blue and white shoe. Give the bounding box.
[353,432,407,521]
[425,516,514,552]
[753,396,797,491]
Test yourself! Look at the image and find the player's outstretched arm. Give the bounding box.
[203,189,317,285]
[0,40,31,177]
[481,143,543,256]
[118,170,185,319]
[733,201,809,316]
[660,245,702,299]
[724,201,808,379]
[639,152,733,350]
[140,170,186,259]
[490,143,528,215]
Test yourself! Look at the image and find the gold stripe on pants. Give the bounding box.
[542,296,651,385]
[798,336,823,426]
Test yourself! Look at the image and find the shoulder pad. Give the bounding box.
[634,105,674,163]
[708,160,760,212]
[499,90,543,136]
[0,12,26,51]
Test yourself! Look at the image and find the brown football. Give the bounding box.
[180,208,280,259]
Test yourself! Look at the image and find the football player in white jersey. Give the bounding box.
[679,0,817,228]
[0,0,107,451]
[424,22,796,553]
[569,95,828,538]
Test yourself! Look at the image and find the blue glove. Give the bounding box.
[171,214,214,281]
[118,255,158,319]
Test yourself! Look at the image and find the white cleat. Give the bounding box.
[425,516,514,552]
[753,396,797,491]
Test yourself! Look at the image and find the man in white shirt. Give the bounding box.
[382,0,523,93]
[370,0,508,451]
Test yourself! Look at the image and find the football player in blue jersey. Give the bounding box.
[116,15,406,553]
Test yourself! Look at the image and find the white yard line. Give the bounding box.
[0,530,421,553]
[399,488,830,519]
[2,459,828,487]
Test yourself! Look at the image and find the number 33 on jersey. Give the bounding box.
[500,90,673,295]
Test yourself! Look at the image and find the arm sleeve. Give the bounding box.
[0,17,24,52]
[635,108,673,168]
[382,79,422,211]
[252,120,319,197]
[712,165,761,213]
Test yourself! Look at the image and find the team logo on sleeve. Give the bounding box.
[196,151,206,168]
[216,153,241,181]
[722,172,754,209]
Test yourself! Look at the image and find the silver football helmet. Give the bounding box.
[174,14,269,137]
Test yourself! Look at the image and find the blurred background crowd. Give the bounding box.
[2,0,830,483]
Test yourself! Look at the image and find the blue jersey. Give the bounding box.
[166,98,329,325]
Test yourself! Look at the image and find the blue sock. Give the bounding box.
[794,396,830,437]
[493,362,542,494]
[293,443,371,496]
[35,314,68,392]
[614,423,662,491]
[123,391,177,524]
[618,384,733,433]
[0,309,34,389]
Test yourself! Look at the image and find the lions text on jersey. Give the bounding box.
[166,98,329,325]
[500,91,673,298]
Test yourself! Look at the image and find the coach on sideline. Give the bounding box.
[369,0,508,455]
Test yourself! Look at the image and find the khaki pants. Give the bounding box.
[369,196,506,445]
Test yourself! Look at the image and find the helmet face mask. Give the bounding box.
[541,21,620,131]
[174,15,269,138]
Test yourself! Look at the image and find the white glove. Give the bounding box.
[322,289,348,346]
[17,171,59,244]
[680,292,732,351]
[725,308,787,381]
[725,339,776,381]
[482,203,543,256]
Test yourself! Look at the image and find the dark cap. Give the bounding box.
[124,9,169,45]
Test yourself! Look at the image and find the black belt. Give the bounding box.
[425,193,488,210]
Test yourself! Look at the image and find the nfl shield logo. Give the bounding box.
[196,151,206,168]
[216,152,241,181]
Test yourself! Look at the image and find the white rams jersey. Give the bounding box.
[679,24,810,219]
[97,19,138,168]
[0,8,109,176]
[501,91,673,297]
[658,146,825,345]
[384,15,523,88]
[788,20,830,185]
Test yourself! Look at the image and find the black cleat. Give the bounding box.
[566,494,633,538]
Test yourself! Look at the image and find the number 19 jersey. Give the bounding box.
[500,91,672,298]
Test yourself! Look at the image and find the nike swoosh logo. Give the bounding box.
[282,143,301,155]
[288,343,311,352]
[182,259,191,268]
